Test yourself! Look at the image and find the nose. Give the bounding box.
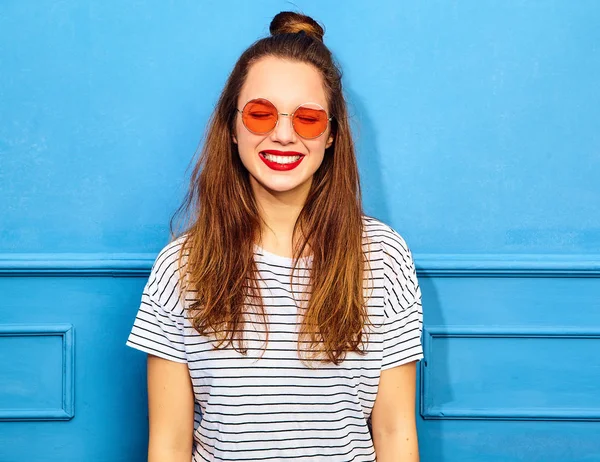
[269,113,296,145]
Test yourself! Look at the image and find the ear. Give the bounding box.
[325,132,334,149]
[232,133,238,144]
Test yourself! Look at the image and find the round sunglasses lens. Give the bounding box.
[293,105,328,138]
[242,99,278,134]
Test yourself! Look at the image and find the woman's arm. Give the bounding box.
[147,354,195,462]
[371,361,420,462]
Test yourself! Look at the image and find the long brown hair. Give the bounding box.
[170,11,373,365]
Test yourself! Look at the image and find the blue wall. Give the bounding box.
[1,1,599,461]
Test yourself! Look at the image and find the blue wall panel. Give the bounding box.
[423,327,600,420]
[0,324,74,421]
[1,1,599,461]
[0,277,148,461]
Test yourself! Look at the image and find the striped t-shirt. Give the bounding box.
[126,215,423,461]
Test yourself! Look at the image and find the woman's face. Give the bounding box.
[233,56,334,198]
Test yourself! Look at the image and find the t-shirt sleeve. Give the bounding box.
[381,230,424,370]
[125,240,188,363]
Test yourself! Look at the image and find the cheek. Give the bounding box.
[234,120,250,148]
[234,122,264,160]
[233,118,243,143]
[307,137,329,156]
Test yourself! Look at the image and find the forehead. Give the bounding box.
[239,56,328,110]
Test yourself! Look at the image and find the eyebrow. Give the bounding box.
[243,97,329,109]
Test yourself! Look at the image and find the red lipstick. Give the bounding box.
[259,150,305,171]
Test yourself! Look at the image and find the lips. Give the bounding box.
[259,149,305,171]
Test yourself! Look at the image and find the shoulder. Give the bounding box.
[362,215,413,267]
[362,217,422,322]
[149,235,187,283]
[145,234,189,316]
[151,234,187,273]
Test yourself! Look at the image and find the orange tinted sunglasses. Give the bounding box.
[237,98,332,139]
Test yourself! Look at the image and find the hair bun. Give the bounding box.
[269,11,325,42]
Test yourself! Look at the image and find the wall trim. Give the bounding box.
[0,253,599,277]
[415,254,600,277]
[0,324,75,421]
[0,253,156,276]
[420,326,600,421]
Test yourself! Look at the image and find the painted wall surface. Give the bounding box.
[1,1,599,461]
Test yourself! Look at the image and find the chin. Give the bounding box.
[253,176,310,194]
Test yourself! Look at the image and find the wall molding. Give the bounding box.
[420,326,600,421]
[0,324,74,421]
[415,254,600,277]
[0,253,599,277]
[0,253,156,276]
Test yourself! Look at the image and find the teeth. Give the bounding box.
[263,154,302,164]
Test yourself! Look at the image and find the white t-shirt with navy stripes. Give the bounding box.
[126,215,423,461]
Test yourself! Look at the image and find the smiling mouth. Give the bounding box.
[258,151,305,171]
[260,152,303,164]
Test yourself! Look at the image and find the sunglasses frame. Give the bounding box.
[237,97,333,140]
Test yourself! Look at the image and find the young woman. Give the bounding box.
[126,11,423,462]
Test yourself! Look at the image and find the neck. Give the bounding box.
[250,176,311,257]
